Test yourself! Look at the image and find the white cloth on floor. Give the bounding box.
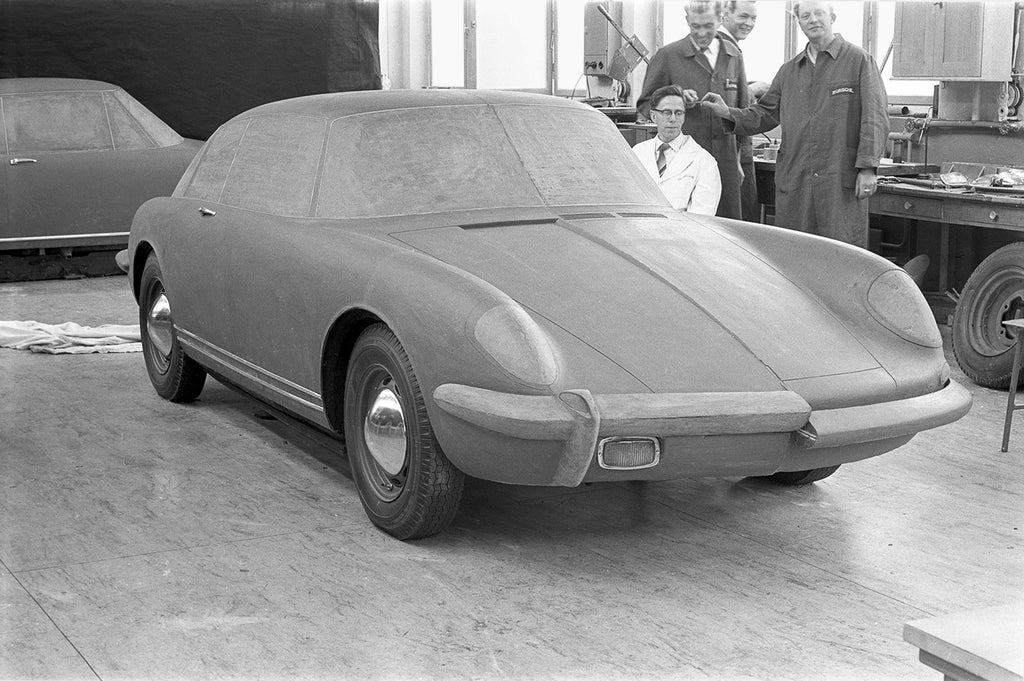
[0,320,142,354]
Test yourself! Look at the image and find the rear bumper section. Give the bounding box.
[432,380,972,486]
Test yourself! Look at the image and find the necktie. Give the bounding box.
[657,142,671,176]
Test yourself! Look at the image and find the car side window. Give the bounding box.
[103,92,158,150]
[3,92,113,153]
[183,118,250,202]
[219,114,326,217]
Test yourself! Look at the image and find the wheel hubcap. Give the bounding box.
[147,292,174,369]
[364,385,407,477]
[969,270,1024,356]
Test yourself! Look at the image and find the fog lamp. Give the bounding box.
[597,437,660,470]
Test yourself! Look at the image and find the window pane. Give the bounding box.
[498,105,666,207]
[4,92,111,153]
[319,106,543,218]
[104,92,157,151]
[184,119,249,201]
[736,1,787,85]
[431,0,465,87]
[221,115,325,217]
[877,1,937,100]
[832,2,864,49]
[556,0,586,92]
[477,2,548,89]
[663,0,686,51]
[111,89,182,147]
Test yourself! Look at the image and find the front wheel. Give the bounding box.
[764,465,840,485]
[139,254,206,402]
[343,324,464,540]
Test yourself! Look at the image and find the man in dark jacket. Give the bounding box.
[700,0,889,247]
[718,1,760,222]
[637,1,749,220]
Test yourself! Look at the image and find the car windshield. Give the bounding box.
[316,103,665,218]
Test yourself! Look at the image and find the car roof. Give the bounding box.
[231,88,588,122]
[0,77,123,95]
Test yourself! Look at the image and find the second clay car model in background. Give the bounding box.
[120,89,972,540]
[0,78,201,251]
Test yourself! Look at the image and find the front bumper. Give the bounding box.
[432,380,972,486]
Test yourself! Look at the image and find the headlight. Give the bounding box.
[473,304,558,386]
[866,269,943,348]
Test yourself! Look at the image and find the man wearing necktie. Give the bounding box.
[637,0,749,221]
[632,85,721,215]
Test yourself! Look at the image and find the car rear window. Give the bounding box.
[317,103,665,218]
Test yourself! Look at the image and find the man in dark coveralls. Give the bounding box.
[637,1,749,220]
[701,0,889,248]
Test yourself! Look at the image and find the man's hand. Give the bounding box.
[682,89,700,109]
[855,168,878,200]
[699,92,731,118]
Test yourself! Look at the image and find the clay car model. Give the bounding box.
[122,89,972,539]
[0,78,201,250]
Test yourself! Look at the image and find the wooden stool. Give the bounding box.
[1002,319,1024,452]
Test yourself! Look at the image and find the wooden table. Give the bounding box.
[904,604,1024,681]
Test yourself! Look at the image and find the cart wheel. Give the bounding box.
[764,466,840,486]
[952,242,1024,389]
[344,324,464,540]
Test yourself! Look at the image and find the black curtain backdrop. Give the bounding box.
[0,0,381,140]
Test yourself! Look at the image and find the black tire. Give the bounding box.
[952,242,1024,389]
[765,465,840,486]
[344,324,464,540]
[139,254,207,402]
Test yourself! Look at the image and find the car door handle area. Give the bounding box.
[198,207,217,217]
[9,158,38,165]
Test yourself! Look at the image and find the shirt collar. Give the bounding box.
[797,33,844,64]
[688,34,720,57]
[658,134,688,152]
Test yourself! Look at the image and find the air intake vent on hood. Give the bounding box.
[618,212,668,218]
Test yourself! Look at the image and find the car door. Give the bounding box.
[164,114,330,409]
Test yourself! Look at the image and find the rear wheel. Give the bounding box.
[343,324,464,540]
[952,242,1024,389]
[765,465,840,485]
[139,254,207,402]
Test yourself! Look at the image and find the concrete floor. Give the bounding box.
[1,275,1021,681]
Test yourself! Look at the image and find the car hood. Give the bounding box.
[394,214,892,399]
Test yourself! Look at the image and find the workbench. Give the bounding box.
[869,181,1024,292]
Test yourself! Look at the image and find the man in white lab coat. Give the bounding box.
[633,84,721,215]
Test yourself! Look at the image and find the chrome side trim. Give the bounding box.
[0,231,129,244]
[177,328,324,413]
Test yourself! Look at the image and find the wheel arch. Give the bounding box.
[321,308,385,434]
[131,241,156,302]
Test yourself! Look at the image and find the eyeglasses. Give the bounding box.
[651,108,686,119]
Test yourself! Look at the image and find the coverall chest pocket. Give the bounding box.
[827,80,860,147]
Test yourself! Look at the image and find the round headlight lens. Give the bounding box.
[473,304,558,386]
[866,269,942,348]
